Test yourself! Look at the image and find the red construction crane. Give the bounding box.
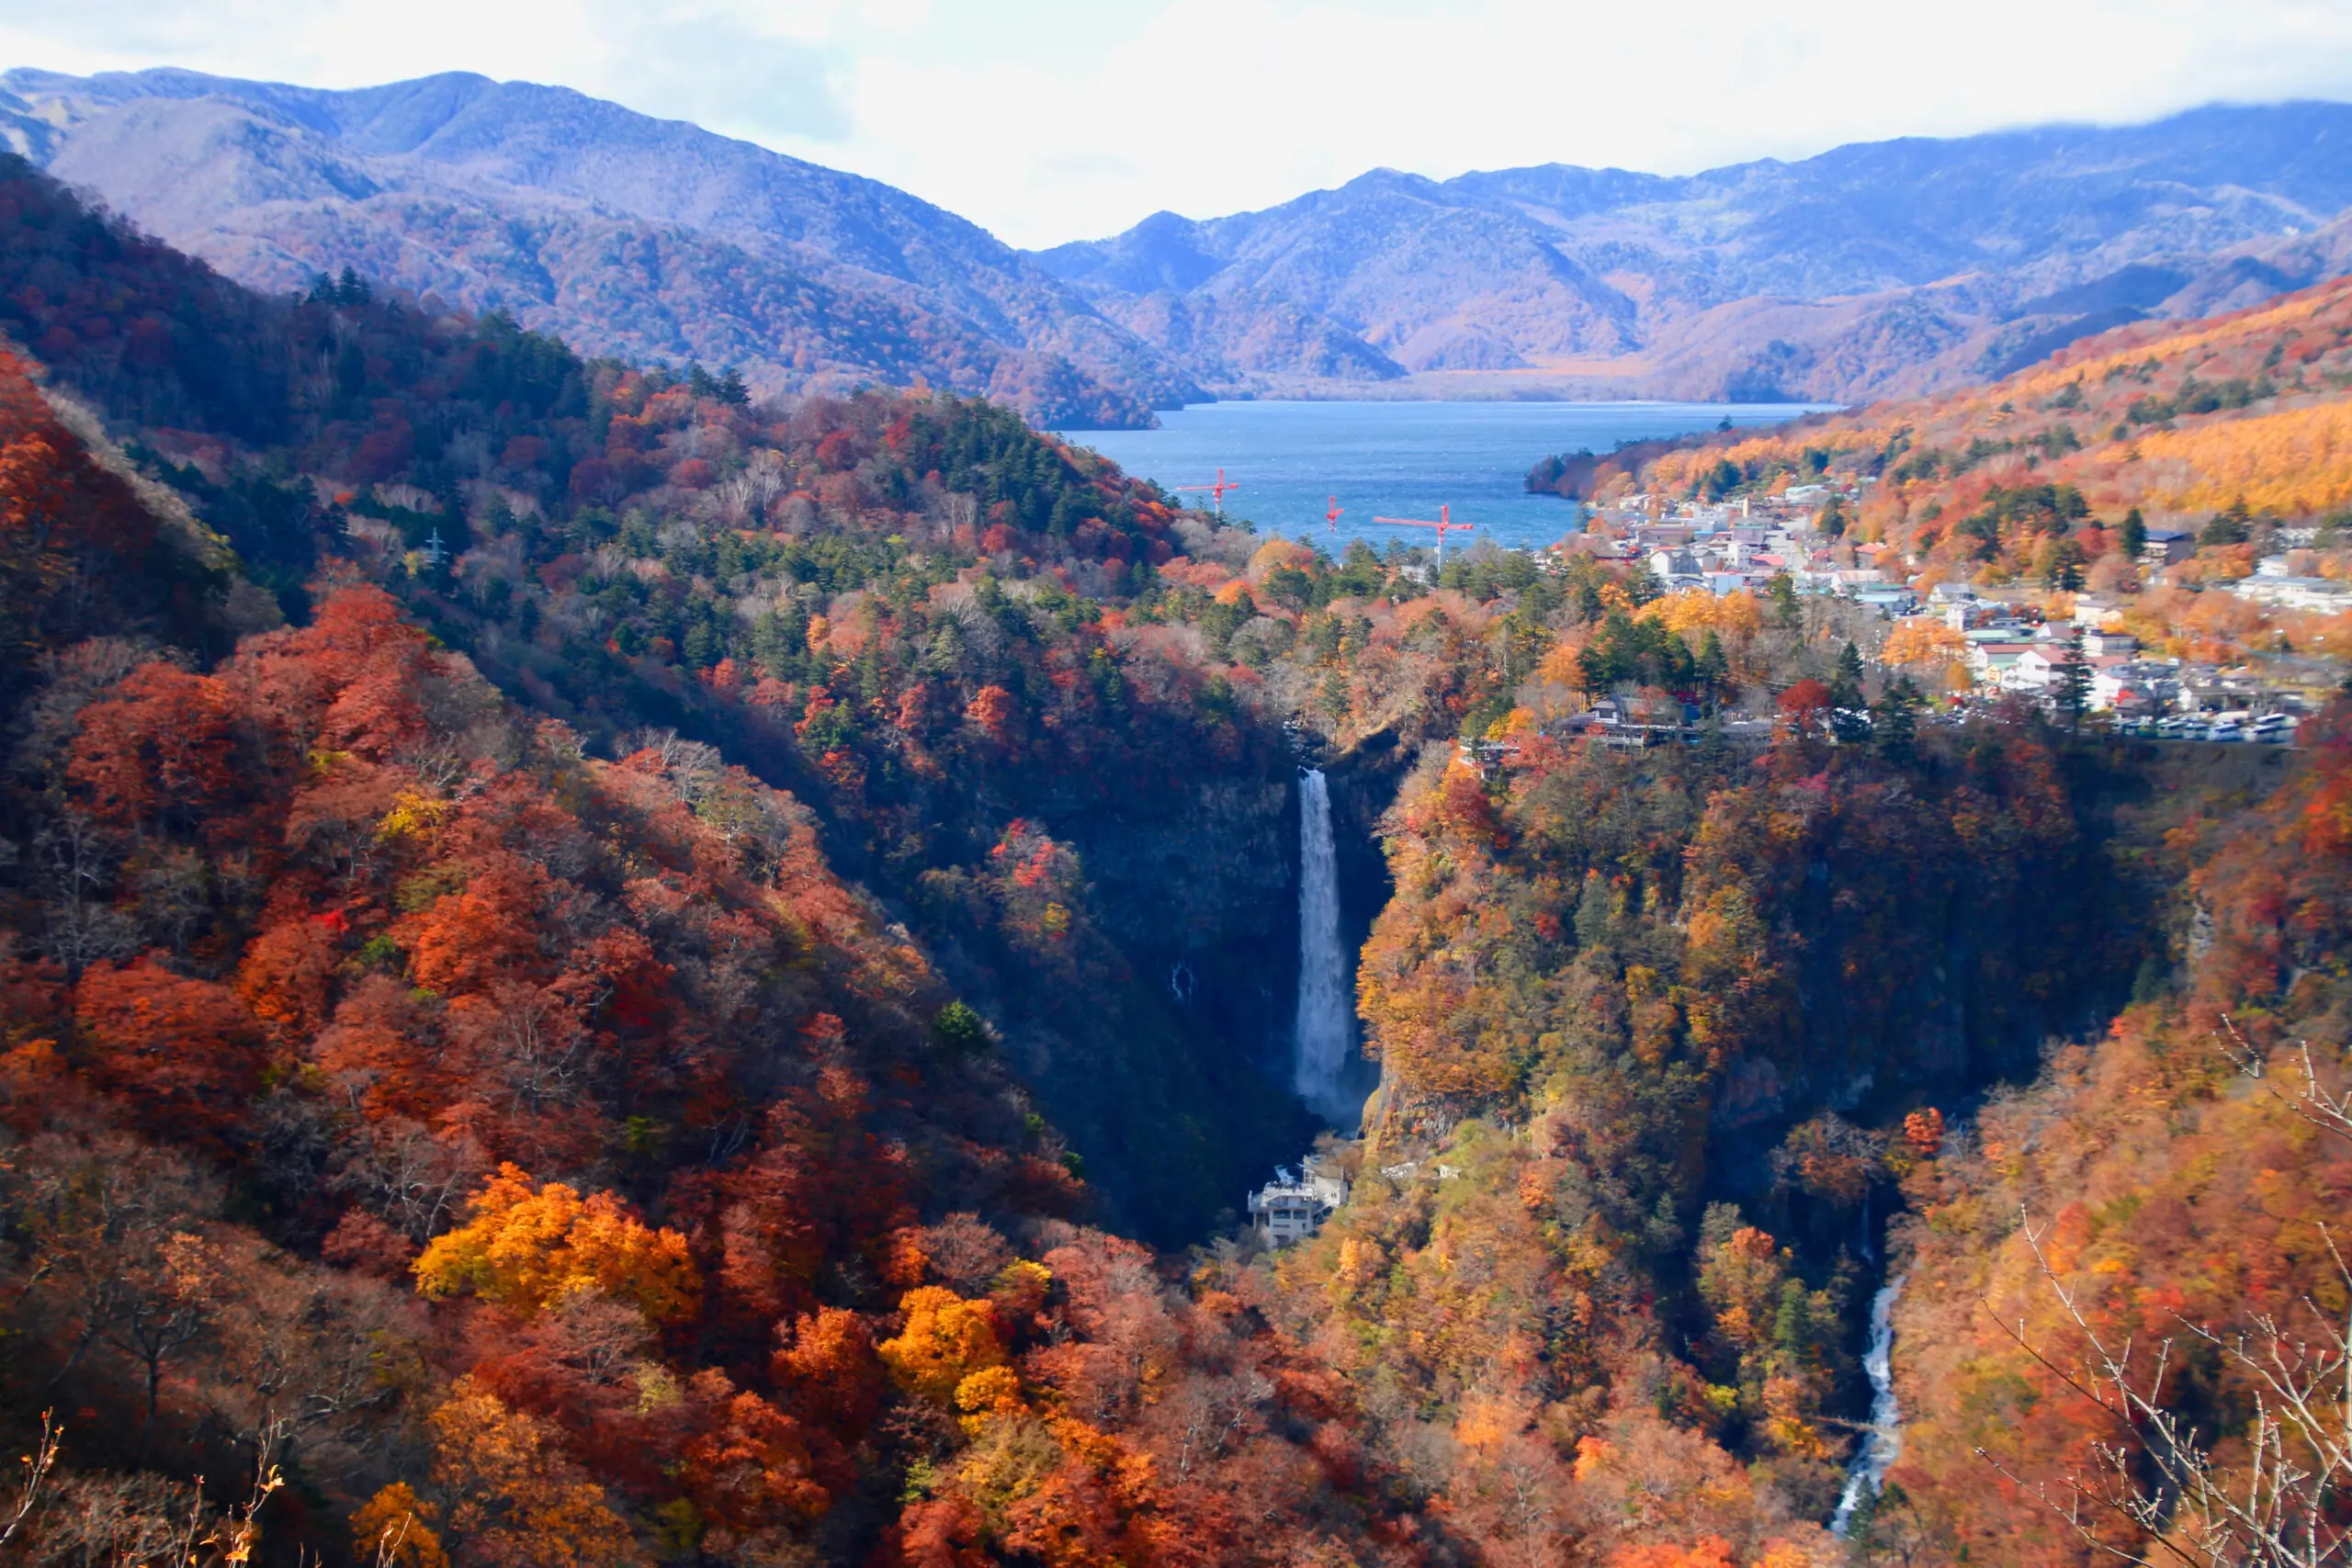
[1370,503,1474,566]
[1173,468,1240,516]
[1324,495,1343,534]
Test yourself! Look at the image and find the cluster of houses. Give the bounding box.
[2226,543,2352,613]
[1559,487,1917,616]
[1545,489,2344,726]
[1913,582,2335,723]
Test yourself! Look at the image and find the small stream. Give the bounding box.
[1831,1273,1905,1537]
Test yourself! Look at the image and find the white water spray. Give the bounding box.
[1832,1274,1906,1538]
[1294,768,1352,1120]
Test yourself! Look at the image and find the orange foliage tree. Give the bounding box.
[413,1165,699,1321]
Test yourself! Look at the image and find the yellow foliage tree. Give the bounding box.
[1246,537,1317,581]
[413,1164,699,1320]
[876,1285,1006,1404]
[1879,618,1968,673]
[350,1483,448,1568]
[1640,588,1762,644]
[1534,636,1590,692]
[426,1375,642,1568]
[2134,400,2352,516]
[952,1364,1027,1434]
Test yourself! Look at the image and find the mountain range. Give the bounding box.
[1037,102,2352,402]
[8,66,2352,415]
[0,67,1201,426]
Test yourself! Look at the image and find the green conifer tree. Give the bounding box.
[2120,506,2147,560]
[1871,676,1921,762]
[2055,627,2091,732]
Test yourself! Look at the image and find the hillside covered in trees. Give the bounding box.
[1553,270,2352,675]
[0,154,2346,1568]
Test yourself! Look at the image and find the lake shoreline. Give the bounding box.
[1058,398,1832,554]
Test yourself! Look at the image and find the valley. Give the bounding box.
[0,91,2346,1568]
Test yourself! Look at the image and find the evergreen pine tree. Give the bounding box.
[1871,676,1921,762]
[1831,640,1865,707]
[1829,641,1871,743]
[1698,630,1731,711]
[2055,627,2091,731]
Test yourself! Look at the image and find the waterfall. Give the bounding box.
[1831,1274,1906,1538]
[1294,768,1353,1122]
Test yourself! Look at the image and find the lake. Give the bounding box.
[1057,400,1831,556]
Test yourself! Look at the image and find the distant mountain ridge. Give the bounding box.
[1034,102,2352,403]
[12,67,2352,415]
[0,66,1201,426]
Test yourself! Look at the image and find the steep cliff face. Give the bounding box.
[992,728,1416,1232]
[987,766,1317,1241]
[978,725,1417,1233]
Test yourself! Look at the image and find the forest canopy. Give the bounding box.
[0,153,2345,1568]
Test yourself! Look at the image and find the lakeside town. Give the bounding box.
[1544,477,2345,740]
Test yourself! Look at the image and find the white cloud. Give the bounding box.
[3,0,2350,245]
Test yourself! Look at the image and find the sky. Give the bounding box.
[5,0,2352,249]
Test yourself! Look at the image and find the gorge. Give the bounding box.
[0,135,2348,1568]
[1831,1275,1906,1539]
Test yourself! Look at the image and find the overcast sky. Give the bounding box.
[5,0,2352,249]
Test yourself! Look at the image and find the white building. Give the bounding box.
[2091,660,2179,715]
[2232,576,2352,612]
[1648,548,1702,584]
[1969,639,2043,687]
[1248,1157,1349,1247]
[2011,647,2085,691]
[2081,629,2138,657]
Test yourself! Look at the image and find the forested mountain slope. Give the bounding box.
[0,67,1197,427]
[1035,102,2352,403]
[1562,267,2352,670]
[1868,721,2352,1562]
[0,147,1312,1243]
[2,156,2346,1567]
[1554,256,2352,1565]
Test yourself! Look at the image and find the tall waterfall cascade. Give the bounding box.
[1831,1274,1906,1537]
[1294,768,1354,1122]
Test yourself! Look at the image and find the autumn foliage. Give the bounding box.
[6,150,2351,1568]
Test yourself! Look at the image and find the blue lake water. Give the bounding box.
[1057,400,1831,557]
